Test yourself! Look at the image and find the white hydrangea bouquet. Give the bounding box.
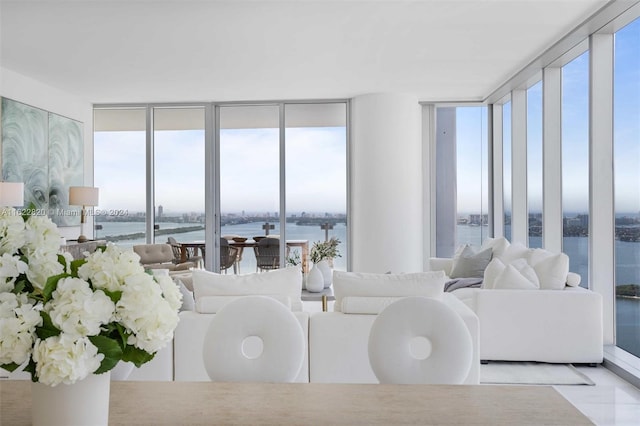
[0,207,181,386]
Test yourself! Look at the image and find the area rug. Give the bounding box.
[480,362,595,386]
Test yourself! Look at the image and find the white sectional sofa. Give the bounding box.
[172,268,480,384]
[429,238,603,364]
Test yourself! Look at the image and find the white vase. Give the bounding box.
[306,265,324,292]
[317,259,333,288]
[111,360,135,381]
[32,371,111,426]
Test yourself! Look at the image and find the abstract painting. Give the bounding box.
[0,97,83,226]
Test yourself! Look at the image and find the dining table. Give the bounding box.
[0,380,592,425]
[179,239,310,273]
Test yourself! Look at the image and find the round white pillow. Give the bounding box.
[203,295,305,382]
[368,297,473,384]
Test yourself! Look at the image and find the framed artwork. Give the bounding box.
[0,97,83,226]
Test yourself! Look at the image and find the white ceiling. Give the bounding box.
[0,0,611,104]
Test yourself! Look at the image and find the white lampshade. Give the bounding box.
[0,182,24,207]
[69,186,99,206]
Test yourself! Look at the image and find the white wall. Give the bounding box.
[0,67,94,240]
[350,93,423,273]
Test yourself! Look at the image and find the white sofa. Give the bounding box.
[173,268,480,384]
[308,292,480,384]
[429,239,603,364]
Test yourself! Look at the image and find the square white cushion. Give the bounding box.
[332,270,445,312]
[533,253,569,290]
[196,295,291,313]
[493,260,539,290]
[449,245,493,279]
[482,257,505,289]
[497,242,530,264]
[481,237,510,258]
[483,258,539,290]
[192,266,303,311]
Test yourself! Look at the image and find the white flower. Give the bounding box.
[0,208,26,255]
[23,215,62,257]
[0,253,28,293]
[32,335,103,386]
[25,250,64,291]
[78,243,144,292]
[0,292,42,366]
[46,277,115,338]
[116,273,179,353]
[154,274,183,312]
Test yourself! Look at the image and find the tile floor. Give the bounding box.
[554,366,640,425]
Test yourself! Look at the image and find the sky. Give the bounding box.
[94,126,347,215]
[456,17,639,217]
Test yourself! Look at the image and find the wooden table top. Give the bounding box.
[0,380,592,425]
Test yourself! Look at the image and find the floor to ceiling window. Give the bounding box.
[455,106,489,247]
[95,101,349,273]
[503,101,512,242]
[93,108,147,246]
[561,51,590,288]
[614,17,640,358]
[284,103,347,271]
[527,81,543,248]
[153,107,205,249]
[219,105,281,273]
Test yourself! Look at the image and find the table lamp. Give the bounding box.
[69,186,99,243]
[0,182,24,207]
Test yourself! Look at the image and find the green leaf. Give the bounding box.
[21,202,37,222]
[0,362,20,372]
[25,357,37,382]
[35,311,61,340]
[89,335,123,374]
[122,345,154,368]
[42,273,68,302]
[70,258,86,277]
[102,288,122,304]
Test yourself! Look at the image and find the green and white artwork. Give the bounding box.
[0,97,83,226]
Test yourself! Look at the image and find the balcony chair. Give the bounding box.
[133,243,195,273]
[220,237,240,274]
[167,236,203,267]
[253,237,287,272]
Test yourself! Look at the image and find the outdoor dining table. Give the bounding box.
[179,239,309,273]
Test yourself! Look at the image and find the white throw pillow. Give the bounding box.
[481,237,510,258]
[566,272,582,287]
[192,266,303,311]
[482,257,505,289]
[493,263,539,290]
[526,248,555,266]
[533,253,569,290]
[177,279,195,311]
[449,245,493,279]
[498,242,529,264]
[332,270,446,312]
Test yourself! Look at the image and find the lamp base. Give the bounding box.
[77,235,88,243]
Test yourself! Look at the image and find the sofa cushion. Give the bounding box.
[340,296,405,314]
[196,295,291,313]
[481,237,510,258]
[566,272,582,287]
[192,266,303,311]
[484,258,539,290]
[497,242,529,264]
[449,245,493,279]
[533,253,569,290]
[493,262,539,290]
[332,270,445,312]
